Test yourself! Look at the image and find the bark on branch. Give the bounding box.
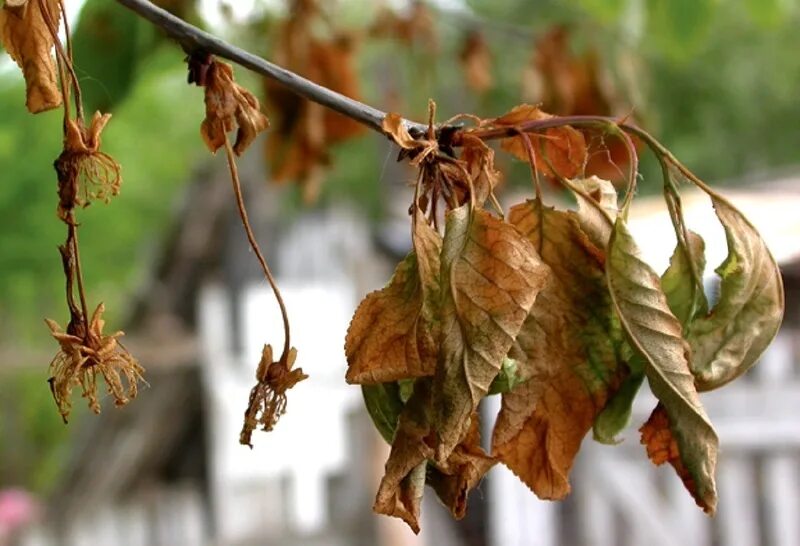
[115,0,430,135]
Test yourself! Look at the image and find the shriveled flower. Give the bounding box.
[240,344,307,447]
[46,303,145,423]
[54,111,122,222]
[197,57,270,156]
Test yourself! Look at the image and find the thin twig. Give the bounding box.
[115,0,429,136]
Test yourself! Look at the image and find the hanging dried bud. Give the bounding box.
[240,345,307,447]
[198,57,270,156]
[54,111,122,221]
[0,0,63,113]
[46,303,146,423]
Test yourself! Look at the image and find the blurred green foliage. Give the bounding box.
[1,0,798,492]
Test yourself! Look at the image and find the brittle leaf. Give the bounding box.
[434,205,549,462]
[0,0,62,113]
[382,112,418,150]
[687,196,784,390]
[345,219,441,384]
[491,104,587,179]
[492,201,624,498]
[607,217,718,513]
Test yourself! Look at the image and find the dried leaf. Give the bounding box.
[459,31,493,95]
[491,105,587,179]
[428,416,495,519]
[640,403,708,511]
[0,0,62,113]
[492,201,624,498]
[200,59,269,156]
[346,219,442,384]
[572,175,618,248]
[374,380,434,534]
[382,112,420,150]
[607,217,718,513]
[434,205,549,461]
[460,133,501,207]
[687,196,784,390]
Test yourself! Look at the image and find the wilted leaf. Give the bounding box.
[382,112,420,150]
[491,105,587,179]
[662,230,708,326]
[374,380,434,534]
[593,369,644,444]
[488,357,523,395]
[607,217,718,513]
[200,59,269,156]
[0,0,62,113]
[346,219,441,384]
[640,403,710,512]
[362,382,405,443]
[434,205,549,461]
[428,416,495,519]
[687,196,784,390]
[460,133,501,207]
[492,201,624,498]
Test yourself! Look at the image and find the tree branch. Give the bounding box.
[115,0,430,135]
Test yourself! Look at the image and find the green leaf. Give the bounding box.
[592,369,644,444]
[607,217,718,513]
[662,230,708,326]
[488,357,523,395]
[362,383,404,444]
[576,0,628,23]
[434,205,549,462]
[687,196,784,391]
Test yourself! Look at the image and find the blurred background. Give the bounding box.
[1,0,800,545]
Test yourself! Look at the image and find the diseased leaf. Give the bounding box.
[0,0,62,113]
[362,382,404,443]
[434,205,549,461]
[428,416,495,519]
[345,219,442,384]
[374,380,434,534]
[492,201,623,498]
[490,104,587,179]
[662,231,708,326]
[607,217,718,513]
[687,196,784,391]
[640,403,709,511]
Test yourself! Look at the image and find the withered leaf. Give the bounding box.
[460,133,501,207]
[607,217,718,513]
[490,104,587,179]
[345,218,441,384]
[201,59,269,156]
[434,205,549,462]
[687,196,784,391]
[374,380,434,534]
[428,416,495,519]
[0,0,62,113]
[640,403,710,512]
[492,201,624,498]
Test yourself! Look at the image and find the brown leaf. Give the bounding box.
[0,0,62,113]
[374,380,435,534]
[459,30,493,95]
[491,105,587,179]
[345,219,442,384]
[460,133,501,206]
[374,381,494,533]
[434,205,549,461]
[640,404,713,513]
[429,415,495,519]
[492,201,624,499]
[382,112,419,150]
[200,59,269,156]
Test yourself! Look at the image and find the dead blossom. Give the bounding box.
[240,345,308,448]
[46,303,146,424]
